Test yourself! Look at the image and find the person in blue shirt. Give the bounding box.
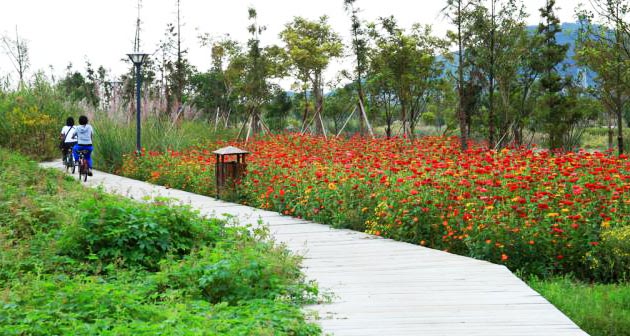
[73,115,95,176]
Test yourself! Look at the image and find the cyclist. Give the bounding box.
[73,115,94,176]
[59,117,78,162]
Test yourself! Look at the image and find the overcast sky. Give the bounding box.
[0,0,582,85]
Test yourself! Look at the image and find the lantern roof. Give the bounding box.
[212,146,249,155]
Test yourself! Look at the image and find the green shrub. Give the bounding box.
[0,148,85,285]
[0,86,82,160]
[0,274,319,336]
[61,197,224,270]
[156,239,317,305]
[589,226,630,282]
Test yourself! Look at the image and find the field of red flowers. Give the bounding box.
[121,134,630,281]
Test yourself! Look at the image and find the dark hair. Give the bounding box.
[79,115,88,125]
[66,117,75,127]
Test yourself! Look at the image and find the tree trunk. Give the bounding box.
[615,16,624,155]
[175,0,183,117]
[457,1,468,150]
[513,123,523,147]
[488,0,496,149]
[358,96,374,138]
[358,85,366,136]
[401,102,408,138]
[313,74,323,134]
[608,111,614,151]
[618,104,624,155]
[302,87,309,130]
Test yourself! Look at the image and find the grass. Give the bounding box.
[528,276,630,336]
[92,117,236,173]
[581,127,630,152]
[0,147,321,335]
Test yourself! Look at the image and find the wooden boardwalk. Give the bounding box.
[42,162,588,336]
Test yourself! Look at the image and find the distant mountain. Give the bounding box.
[441,22,595,87]
[531,22,594,86]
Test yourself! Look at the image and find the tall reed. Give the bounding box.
[92,117,235,172]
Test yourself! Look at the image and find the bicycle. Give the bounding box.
[62,148,74,173]
[76,149,90,182]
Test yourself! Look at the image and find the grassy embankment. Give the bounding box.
[529,276,630,336]
[0,148,320,335]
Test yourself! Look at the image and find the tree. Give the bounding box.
[324,80,356,135]
[57,62,100,107]
[533,0,572,150]
[240,7,271,139]
[472,0,525,147]
[280,16,343,136]
[578,0,630,154]
[368,18,444,139]
[264,88,293,131]
[189,70,226,119]
[366,46,398,138]
[463,0,529,148]
[1,27,30,90]
[443,0,482,150]
[160,0,196,119]
[344,0,373,137]
[193,36,243,127]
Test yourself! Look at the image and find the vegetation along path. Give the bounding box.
[41,162,588,336]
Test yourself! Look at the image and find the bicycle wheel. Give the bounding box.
[77,158,84,181]
[81,160,88,182]
[65,152,74,172]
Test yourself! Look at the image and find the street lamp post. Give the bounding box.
[127,52,149,154]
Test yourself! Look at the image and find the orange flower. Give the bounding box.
[501,254,508,262]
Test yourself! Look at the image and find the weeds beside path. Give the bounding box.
[0,149,320,335]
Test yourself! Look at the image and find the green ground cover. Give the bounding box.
[0,148,320,335]
[529,276,630,336]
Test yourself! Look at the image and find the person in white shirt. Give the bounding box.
[59,117,78,160]
[72,115,95,176]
